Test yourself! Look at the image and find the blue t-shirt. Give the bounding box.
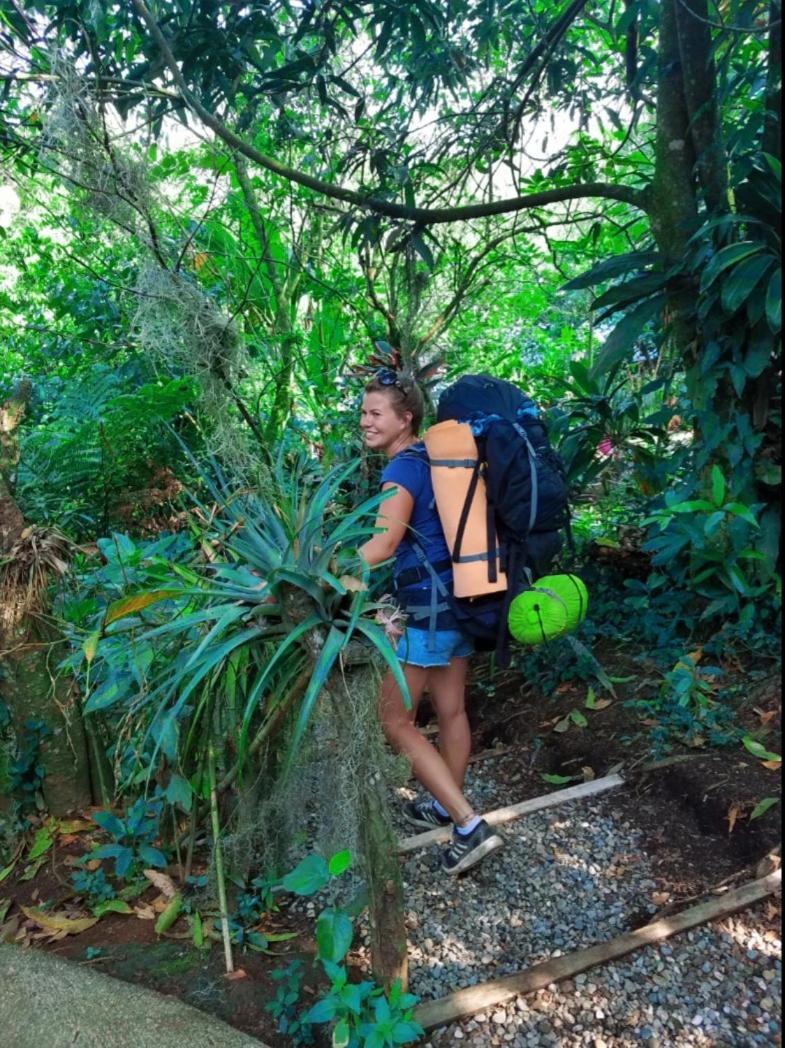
[380,444,451,580]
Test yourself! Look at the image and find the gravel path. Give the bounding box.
[388,758,782,1047]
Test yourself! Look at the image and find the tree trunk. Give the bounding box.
[649,0,701,364]
[326,682,409,991]
[650,0,699,261]
[357,776,409,991]
[674,0,728,211]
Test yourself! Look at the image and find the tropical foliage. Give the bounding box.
[0,0,780,1037]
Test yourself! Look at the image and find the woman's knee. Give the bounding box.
[381,709,412,746]
[435,702,468,730]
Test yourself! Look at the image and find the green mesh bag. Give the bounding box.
[507,573,588,645]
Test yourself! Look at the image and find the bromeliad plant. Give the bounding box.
[75,447,408,790]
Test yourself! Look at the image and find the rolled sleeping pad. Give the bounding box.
[423,419,507,599]
[507,573,588,645]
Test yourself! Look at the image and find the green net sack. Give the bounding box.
[507,573,588,645]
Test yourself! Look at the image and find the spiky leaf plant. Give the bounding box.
[83,448,406,786]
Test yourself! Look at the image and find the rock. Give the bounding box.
[0,945,268,1047]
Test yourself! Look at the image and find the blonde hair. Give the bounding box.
[364,372,425,435]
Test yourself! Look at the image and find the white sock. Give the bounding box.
[433,799,450,819]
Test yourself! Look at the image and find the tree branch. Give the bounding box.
[131,0,647,225]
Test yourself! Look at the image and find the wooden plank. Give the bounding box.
[414,869,782,1030]
[398,773,625,853]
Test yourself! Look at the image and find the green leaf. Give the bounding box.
[570,709,588,728]
[333,1018,351,1048]
[411,233,435,270]
[282,855,330,896]
[741,735,781,762]
[165,774,192,813]
[306,997,338,1024]
[591,272,669,314]
[710,466,725,508]
[590,294,666,377]
[700,242,764,291]
[328,850,352,877]
[237,614,323,757]
[28,825,54,861]
[0,861,18,884]
[154,894,183,934]
[562,251,660,291]
[725,565,749,594]
[316,908,354,964]
[724,502,759,527]
[93,899,133,917]
[765,269,781,332]
[749,797,779,820]
[540,773,575,785]
[190,911,204,948]
[351,618,411,709]
[392,1020,425,1044]
[82,629,101,665]
[668,499,715,513]
[720,254,775,313]
[283,626,347,774]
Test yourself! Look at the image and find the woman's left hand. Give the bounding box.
[339,574,368,593]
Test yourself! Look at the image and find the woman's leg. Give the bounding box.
[427,656,472,790]
[379,663,474,825]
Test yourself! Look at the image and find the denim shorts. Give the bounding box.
[395,627,474,668]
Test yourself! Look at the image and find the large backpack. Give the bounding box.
[432,374,571,663]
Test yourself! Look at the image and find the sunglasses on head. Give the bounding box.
[376,367,409,393]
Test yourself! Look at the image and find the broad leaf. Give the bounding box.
[590,294,666,377]
[765,269,781,332]
[562,251,660,291]
[710,466,725,508]
[282,854,330,896]
[316,908,354,964]
[105,590,181,625]
[749,797,778,820]
[700,242,764,291]
[720,254,775,314]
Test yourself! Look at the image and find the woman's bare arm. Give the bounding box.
[359,482,414,567]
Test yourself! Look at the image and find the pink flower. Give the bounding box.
[597,437,615,458]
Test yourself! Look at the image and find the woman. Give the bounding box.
[357,368,503,875]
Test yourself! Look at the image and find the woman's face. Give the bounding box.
[360,390,413,453]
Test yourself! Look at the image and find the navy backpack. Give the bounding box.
[436,374,571,663]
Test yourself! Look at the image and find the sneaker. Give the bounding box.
[402,797,452,830]
[441,819,503,875]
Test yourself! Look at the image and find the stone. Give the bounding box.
[0,945,268,1047]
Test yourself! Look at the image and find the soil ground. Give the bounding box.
[1,631,781,1046]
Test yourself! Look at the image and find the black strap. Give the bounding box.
[495,541,528,669]
[395,558,452,590]
[486,495,497,584]
[429,458,477,469]
[452,459,481,565]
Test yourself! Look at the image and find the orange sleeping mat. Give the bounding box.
[423,419,507,599]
